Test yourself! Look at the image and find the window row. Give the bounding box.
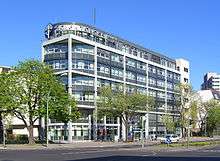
[73,44,94,55]
[46,60,67,69]
[73,92,94,102]
[72,60,94,70]
[51,25,177,70]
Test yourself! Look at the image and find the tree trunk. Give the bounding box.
[125,122,128,142]
[27,125,35,144]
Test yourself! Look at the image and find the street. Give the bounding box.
[0,144,220,161]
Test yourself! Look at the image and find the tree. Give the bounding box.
[206,103,220,136]
[175,83,199,138]
[198,99,219,135]
[0,60,80,144]
[97,86,154,141]
[161,114,175,134]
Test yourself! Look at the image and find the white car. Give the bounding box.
[160,134,180,143]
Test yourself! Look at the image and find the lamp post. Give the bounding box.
[46,91,50,147]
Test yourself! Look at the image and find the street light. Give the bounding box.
[46,91,50,147]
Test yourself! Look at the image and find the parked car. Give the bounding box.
[160,134,180,143]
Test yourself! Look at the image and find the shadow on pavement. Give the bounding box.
[66,156,220,161]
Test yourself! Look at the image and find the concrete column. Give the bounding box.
[88,114,92,140]
[145,113,149,139]
[121,114,126,141]
[165,69,168,112]
[117,117,120,140]
[68,36,73,143]
[104,116,107,140]
[123,54,126,93]
[93,45,98,140]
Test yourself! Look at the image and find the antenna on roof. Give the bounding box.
[93,8,96,26]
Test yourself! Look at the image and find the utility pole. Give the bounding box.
[93,8,96,26]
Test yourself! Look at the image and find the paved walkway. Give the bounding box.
[0,141,158,150]
[1,136,219,150]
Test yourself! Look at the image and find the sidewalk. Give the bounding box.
[0,140,159,150]
[1,136,219,150]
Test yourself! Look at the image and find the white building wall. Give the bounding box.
[176,58,190,84]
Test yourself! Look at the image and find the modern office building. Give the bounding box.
[42,22,190,142]
[201,72,220,91]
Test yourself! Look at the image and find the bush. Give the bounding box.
[6,134,28,144]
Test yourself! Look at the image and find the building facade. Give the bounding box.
[201,72,220,91]
[42,22,190,142]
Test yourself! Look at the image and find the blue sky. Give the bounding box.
[0,0,220,90]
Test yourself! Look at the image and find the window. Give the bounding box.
[184,78,189,83]
[167,82,173,89]
[184,67,189,73]
[97,64,110,74]
[137,74,146,83]
[174,73,180,81]
[73,44,94,55]
[148,78,156,85]
[126,71,136,80]
[111,68,123,78]
[97,48,110,59]
[72,76,94,86]
[137,62,146,70]
[111,53,123,63]
[167,71,173,79]
[161,59,167,66]
[157,68,165,76]
[157,92,165,99]
[46,60,68,70]
[72,60,94,70]
[167,93,174,100]
[148,90,156,97]
[73,92,94,102]
[126,58,136,67]
[157,80,165,87]
[97,79,110,87]
[177,66,180,71]
[148,65,156,74]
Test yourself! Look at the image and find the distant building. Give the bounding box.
[0,66,11,73]
[201,72,220,91]
[197,89,220,102]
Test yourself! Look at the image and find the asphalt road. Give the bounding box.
[0,145,220,161]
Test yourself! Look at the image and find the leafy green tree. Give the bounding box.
[207,103,220,136]
[0,60,80,144]
[161,114,175,134]
[175,83,198,138]
[97,86,154,141]
[198,99,219,135]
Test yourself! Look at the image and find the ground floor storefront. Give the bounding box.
[47,110,181,143]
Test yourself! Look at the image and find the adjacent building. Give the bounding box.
[201,72,220,91]
[42,22,190,142]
